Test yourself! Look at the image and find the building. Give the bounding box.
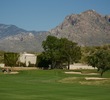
[19,52,37,67]
[69,63,97,70]
[0,63,5,68]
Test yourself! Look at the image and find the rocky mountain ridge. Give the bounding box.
[50,10,110,46]
[0,10,110,52]
[0,24,48,52]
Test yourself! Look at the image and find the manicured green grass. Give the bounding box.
[0,69,110,100]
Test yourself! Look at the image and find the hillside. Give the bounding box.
[0,24,48,52]
[50,10,110,46]
[0,10,110,52]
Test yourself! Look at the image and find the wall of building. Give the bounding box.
[69,63,97,70]
[19,53,37,67]
[0,63,5,68]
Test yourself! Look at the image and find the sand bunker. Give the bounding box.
[85,77,107,80]
[65,72,99,75]
[65,72,82,74]
[4,71,19,74]
[82,73,99,75]
[10,72,19,74]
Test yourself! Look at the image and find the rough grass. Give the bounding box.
[59,76,110,86]
[0,69,110,100]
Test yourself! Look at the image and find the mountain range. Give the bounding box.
[0,24,48,52]
[0,10,110,52]
[50,10,110,46]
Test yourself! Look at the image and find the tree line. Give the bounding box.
[37,35,110,76]
[0,35,110,76]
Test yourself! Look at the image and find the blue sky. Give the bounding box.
[0,0,110,31]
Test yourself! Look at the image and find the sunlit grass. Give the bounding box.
[0,69,110,100]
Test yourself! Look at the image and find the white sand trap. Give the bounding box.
[82,73,99,75]
[85,77,107,80]
[10,72,19,74]
[65,72,99,75]
[4,72,19,74]
[65,72,82,74]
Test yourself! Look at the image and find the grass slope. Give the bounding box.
[0,70,110,100]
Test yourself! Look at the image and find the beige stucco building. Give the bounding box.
[19,52,37,67]
[69,63,97,70]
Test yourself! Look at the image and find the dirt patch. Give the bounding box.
[59,77,82,83]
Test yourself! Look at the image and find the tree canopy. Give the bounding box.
[4,52,19,67]
[59,38,81,69]
[39,35,81,69]
[87,48,110,76]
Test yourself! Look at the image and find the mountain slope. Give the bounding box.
[0,24,48,52]
[50,10,110,46]
[0,33,48,52]
[0,10,110,52]
[0,24,27,38]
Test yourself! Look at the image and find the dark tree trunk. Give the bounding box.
[101,70,105,77]
[97,68,100,71]
[101,71,103,77]
[67,61,70,70]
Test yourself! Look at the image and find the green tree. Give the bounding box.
[42,35,61,69]
[87,49,110,76]
[4,52,19,67]
[42,35,81,69]
[81,46,97,64]
[0,51,5,63]
[60,38,81,69]
[37,53,51,69]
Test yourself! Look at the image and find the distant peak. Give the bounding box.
[79,9,103,18]
[87,9,96,12]
[28,33,34,37]
[82,9,97,14]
